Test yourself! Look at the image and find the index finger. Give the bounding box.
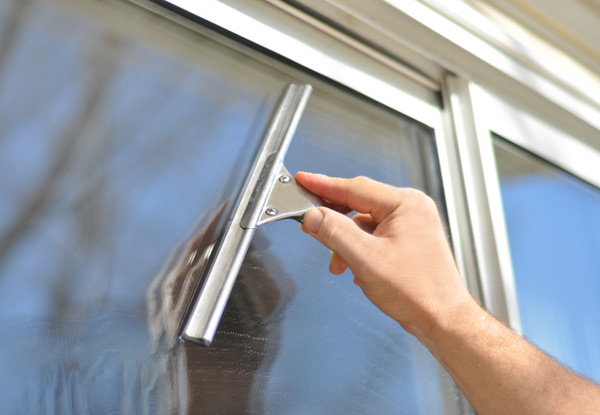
[295,172,401,223]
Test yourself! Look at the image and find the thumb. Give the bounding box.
[302,207,372,269]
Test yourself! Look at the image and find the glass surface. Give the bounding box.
[237,88,447,414]
[494,137,600,382]
[0,0,451,413]
[0,0,286,413]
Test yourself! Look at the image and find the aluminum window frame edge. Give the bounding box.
[439,84,483,307]
[469,86,600,191]
[444,76,522,331]
[416,0,600,111]
[263,0,441,91]
[433,92,479,415]
[291,0,600,152]
[435,124,468,283]
[463,83,600,332]
[163,0,441,128]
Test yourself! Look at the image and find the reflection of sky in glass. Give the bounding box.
[497,144,600,382]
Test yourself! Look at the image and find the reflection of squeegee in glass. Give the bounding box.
[181,84,322,346]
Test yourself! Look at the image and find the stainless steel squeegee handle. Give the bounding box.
[181,84,312,345]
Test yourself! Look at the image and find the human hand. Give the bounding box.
[296,172,474,339]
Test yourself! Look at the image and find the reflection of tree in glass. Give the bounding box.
[0,0,297,412]
[0,31,119,284]
[148,203,295,414]
[0,1,31,80]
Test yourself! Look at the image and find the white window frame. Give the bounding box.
[467,81,600,325]
[470,86,600,191]
[446,78,600,332]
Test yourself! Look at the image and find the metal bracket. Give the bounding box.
[258,164,322,226]
[181,84,320,346]
[243,164,323,228]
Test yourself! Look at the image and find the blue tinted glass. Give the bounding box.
[494,138,600,382]
[245,88,446,414]
[0,0,452,413]
[0,0,284,412]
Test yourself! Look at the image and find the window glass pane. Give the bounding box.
[241,87,447,414]
[0,0,287,412]
[176,65,449,415]
[0,0,452,413]
[494,137,600,382]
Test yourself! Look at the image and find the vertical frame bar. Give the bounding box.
[444,75,521,331]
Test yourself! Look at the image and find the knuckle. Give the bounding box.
[353,175,373,186]
[320,215,338,247]
[405,189,438,213]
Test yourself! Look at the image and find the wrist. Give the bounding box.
[408,291,484,355]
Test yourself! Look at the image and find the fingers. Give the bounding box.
[297,173,392,277]
[352,213,377,234]
[296,172,400,223]
[329,251,348,275]
[301,207,373,271]
[328,214,375,275]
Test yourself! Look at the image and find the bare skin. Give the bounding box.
[296,172,600,415]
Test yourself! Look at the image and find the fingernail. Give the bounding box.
[303,208,324,233]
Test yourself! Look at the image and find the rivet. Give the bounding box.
[279,175,291,183]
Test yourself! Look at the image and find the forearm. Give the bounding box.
[417,298,600,415]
